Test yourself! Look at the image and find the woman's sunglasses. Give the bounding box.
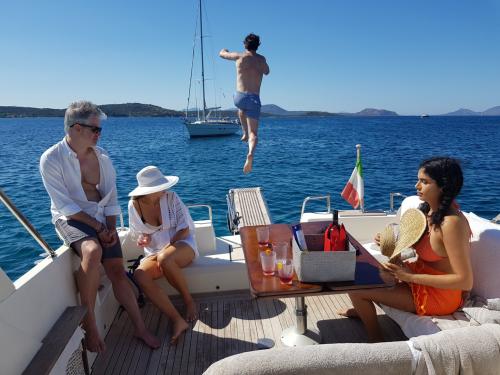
[71,123,102,134]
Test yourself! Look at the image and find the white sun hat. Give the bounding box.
[128,166,179,197]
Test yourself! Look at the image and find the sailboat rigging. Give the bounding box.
[184,0,240,137]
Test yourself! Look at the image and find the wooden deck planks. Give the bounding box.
[93,292,406,375]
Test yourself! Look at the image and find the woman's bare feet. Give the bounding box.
[243,154,253,174]
[338,308,360,318]
[241,134,248,142]
[134,328,161,349]
[185,300,198,322]
[85,328,106,353]
[170,318,189,344]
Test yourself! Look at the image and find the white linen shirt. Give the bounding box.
[39,137,121,224]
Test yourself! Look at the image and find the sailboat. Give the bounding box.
[183,0,240,138]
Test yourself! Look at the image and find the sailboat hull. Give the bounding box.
[184,120,240,137]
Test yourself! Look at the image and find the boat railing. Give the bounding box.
[301,192,407,217]
[187,204,213,222]
[389,192,408,213]
[118,211,126,232]
[0,188,56,258]
[300,195,331,217]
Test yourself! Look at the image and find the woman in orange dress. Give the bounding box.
[340,157,473,342]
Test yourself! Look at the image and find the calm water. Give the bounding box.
[1,116,499,280]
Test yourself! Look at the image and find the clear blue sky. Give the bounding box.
[1,0,499,115]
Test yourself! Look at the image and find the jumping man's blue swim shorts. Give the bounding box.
[233,91,261,120]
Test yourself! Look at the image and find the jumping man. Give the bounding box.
[219,33,270,174]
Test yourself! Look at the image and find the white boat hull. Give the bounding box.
[184,120,240,137]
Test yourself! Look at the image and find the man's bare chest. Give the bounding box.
[79,154,100,187]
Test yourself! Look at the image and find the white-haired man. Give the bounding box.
[40,101,160,352]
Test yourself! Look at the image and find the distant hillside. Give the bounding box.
[258,105,395,117]
[260,104,294,115]
[442,108,480,116]
[0,103,182,118]
[344,108,398,116]
[0,106,65,118]
[482,106,500,116]
[99,103,181,117]
[441,106,500,116]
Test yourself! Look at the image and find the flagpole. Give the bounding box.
[356,144,365,212]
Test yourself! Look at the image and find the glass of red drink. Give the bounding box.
[277,258,294,285]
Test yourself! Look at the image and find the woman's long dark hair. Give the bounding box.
[418,157,463,227]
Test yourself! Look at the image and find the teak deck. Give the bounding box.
[92,291,406,375]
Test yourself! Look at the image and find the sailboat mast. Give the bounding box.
[199,0,207,120]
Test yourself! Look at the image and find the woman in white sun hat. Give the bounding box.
[128,165,198,344]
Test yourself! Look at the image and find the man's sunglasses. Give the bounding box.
[71,123,102,134]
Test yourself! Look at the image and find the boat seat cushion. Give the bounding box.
[204,341,413,375]
[398,195,423,217]
[464,212,500,300]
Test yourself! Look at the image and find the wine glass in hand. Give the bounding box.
[137,233,151,247]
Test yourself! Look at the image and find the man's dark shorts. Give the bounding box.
[233,91,261,120]
[55,219,123,260]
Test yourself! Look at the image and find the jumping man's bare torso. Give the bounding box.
[236,52,269,94]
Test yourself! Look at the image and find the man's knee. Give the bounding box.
[80,241,102,265]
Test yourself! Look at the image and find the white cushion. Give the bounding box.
[397,196,423,218]
[381,304,441,338]
[464,212,500,299]
[463,307,500,325]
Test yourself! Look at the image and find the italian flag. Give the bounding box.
[341,146,364,210]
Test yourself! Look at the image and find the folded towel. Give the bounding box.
[431,311,471,331]
[411,324,500,375]
[463,307,500,325]
[487,298,500,311]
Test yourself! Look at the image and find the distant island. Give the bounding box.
[1,103,499,118]
[0,103,399,118]
[0,103,182,118]
[441,106,500,116]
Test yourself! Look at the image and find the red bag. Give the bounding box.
[323,212,347,252]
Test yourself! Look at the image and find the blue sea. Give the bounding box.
[1,116,499,281]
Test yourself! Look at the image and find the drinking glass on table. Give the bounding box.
[260,249,276,276]
[277,258,294,285]
[256,226,270,249]
[273,241,289,264]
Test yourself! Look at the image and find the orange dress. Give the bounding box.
[406,233,464,316]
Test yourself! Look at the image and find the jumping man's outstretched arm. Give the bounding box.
[219,49,240,60]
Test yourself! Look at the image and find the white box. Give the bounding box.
[292,222,356,282]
